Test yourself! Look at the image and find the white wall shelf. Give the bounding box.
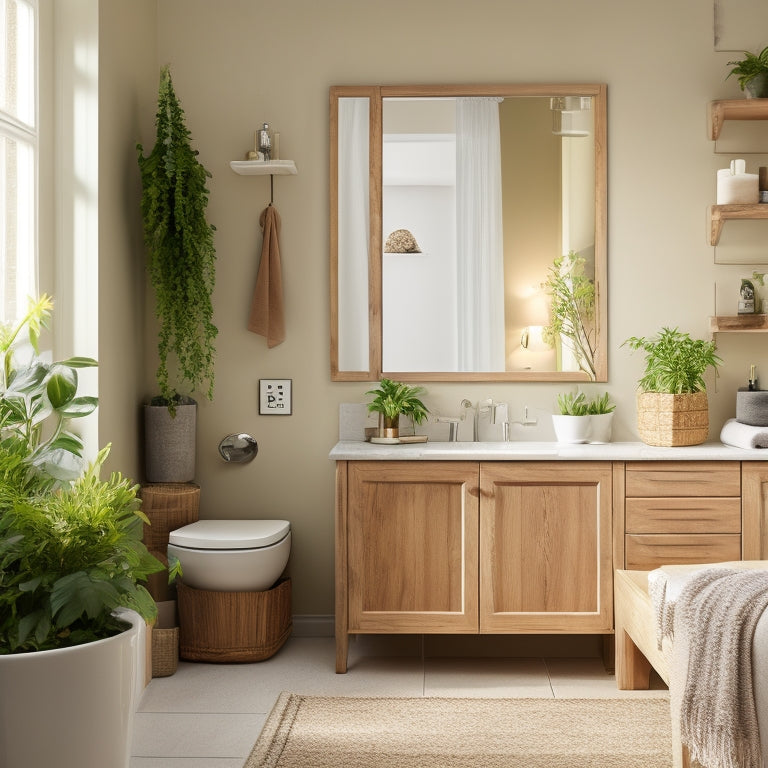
[230,160,297,176]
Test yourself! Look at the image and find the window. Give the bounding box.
[0,0,36,324]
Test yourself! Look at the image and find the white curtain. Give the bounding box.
[455,97,505,371]
[337,98,370,371]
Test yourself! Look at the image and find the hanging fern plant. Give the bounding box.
[137,65,217,411]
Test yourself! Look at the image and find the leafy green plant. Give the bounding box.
[0,295,97,482]
[727,46,768,91]
[623,327,722,394]
[542,252,596,380]
[556,391,589,416]
[587,392,615,415]
[0,446,162,653]
[137,65,217,412]
[366,378,429,424]
[0,298,163,654]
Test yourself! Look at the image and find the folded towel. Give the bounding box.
[248,205,286,347]
[720,417,768,449]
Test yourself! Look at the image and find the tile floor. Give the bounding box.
[130,635,668,767]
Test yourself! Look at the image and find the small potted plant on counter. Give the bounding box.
[624,327,721,447]
[552,391,591,443]
[727,45,768,98]
[366,378,429,441]
[588,392,616,444]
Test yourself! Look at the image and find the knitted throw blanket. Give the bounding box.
[671,568,768,768]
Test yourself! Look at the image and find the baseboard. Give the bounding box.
[291,615,334,637]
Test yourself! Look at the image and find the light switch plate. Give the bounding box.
[259,379,292,415]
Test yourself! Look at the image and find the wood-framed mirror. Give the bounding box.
[330,84,607,382]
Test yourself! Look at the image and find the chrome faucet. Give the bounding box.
[475,399,509,441]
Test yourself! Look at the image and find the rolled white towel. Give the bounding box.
[720,417,768,449]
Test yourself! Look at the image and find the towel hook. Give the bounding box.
[270,174,274,205]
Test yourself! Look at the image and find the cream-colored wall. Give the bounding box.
[118,0,762,616]
[97,1,158,479]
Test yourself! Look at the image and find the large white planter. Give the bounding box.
[0,609,144,768]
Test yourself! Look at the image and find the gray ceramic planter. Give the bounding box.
[144,401,197,482]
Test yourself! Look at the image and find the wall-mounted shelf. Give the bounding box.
[709,314,768,335]
[709,99,768,141]
[230,159,297,176]
[709,203,768,245]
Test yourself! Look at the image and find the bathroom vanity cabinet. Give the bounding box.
[333,445,768,673]
[335,459,613,673]
[621,461,742,569]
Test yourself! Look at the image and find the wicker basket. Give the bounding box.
[140,483,200,550]
[637,391,709,447]
[177,578,292,663]
[152,627,180,677]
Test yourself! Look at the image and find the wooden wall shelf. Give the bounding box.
[709,99,768,140]
[709,314,768,335]
[708,203,768,245]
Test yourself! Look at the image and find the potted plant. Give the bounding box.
[0,296,164,768]
[366,378,429,439]
[552,391,591,443]
[727,46,768,98]
[588,391,616,444]
[624,327,722,447]
[543,251,597,380]
[137,65,218,482]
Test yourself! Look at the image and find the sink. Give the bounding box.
[425,441,559,458]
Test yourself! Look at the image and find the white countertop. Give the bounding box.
[329,440,768,461]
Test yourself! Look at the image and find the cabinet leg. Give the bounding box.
[601,634,615,674]
[335,631,348,674]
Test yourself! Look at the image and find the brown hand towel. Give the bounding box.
[248,204,286,347]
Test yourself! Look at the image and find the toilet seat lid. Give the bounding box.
[168,519,290,549]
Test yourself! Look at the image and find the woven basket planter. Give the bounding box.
[177,578,292,663]
[140,483,200,550]
[636,391,709,447]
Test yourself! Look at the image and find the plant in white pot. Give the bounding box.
[587,392,616,444]
[0,296,164,768]
[552,391,591,443]
[624,327,722,447]
[137,65,217,483]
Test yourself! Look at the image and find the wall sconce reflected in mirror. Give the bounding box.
[520,325,548,351]
[550,96,591,137]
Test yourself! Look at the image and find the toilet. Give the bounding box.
[167,519,291,592]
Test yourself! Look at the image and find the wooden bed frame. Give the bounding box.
[614,569,689,768]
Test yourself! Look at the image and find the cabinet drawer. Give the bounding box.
[625,461,740,497]
[625,533,742,570]
[625,497,741,534]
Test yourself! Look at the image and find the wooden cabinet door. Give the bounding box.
[742,463,768,559]
[479,462,613,633]
[346,461,479,633]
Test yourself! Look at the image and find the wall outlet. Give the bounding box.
[259,379,292,415]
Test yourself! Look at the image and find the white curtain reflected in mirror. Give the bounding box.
[456,97,505,371]
[336,97,370,372]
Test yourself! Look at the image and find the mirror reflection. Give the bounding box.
[330,84,607,383]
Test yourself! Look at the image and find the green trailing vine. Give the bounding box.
[137,65,217,410]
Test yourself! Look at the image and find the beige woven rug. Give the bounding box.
[244,693,672,768]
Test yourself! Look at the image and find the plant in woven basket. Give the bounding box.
[623,328,721,394]
[623,328,722,447]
